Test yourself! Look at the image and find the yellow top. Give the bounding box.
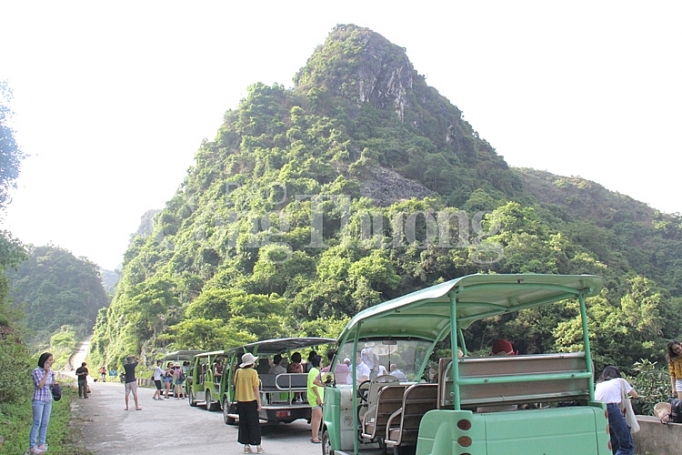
[234,367,259,402]
[669,357,682,378]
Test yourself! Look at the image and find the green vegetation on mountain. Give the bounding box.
[7,245,110,341]
[0,80,31,410]
[0,82,92,454]
[90,25,682,375]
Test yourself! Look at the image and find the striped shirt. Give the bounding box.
[32,367,54,402]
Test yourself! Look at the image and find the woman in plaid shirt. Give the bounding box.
[29,352,56,454]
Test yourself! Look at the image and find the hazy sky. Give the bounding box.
[1,1,680,271]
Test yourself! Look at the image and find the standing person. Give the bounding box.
[307,355,325,444]
[173,362,185,399]
[152,360,164,400]
[29,352,56,454]
[123,356,142,411]
[595,366,638,455]
[99,365,106,382]
[666,339,682,400]
[75,362,89,398]
[234,353,263,454]
[163,362,174,398]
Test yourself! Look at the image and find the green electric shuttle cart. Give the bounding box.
[186,337,335,424]
[320,273,611,455]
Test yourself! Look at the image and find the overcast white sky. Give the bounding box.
[1,1,680,271]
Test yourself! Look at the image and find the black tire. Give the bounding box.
[207,390,220,412]
[205,390,212,410]
[188,388,197,407]
[322,428,334,455]
[223,397,236,425]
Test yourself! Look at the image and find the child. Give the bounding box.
[667,340,682,400]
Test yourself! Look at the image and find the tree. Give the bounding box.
[0,81,24,210]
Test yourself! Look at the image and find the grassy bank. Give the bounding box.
[0,385,92,455]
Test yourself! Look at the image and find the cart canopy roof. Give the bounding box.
[228,337,336,356]
[338,274,602,343]
[160,350,205,361]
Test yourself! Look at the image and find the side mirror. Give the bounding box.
[322,372,335,385]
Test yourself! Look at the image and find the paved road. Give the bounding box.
[74,376,324,455]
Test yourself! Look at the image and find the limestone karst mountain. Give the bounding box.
[90,24,682,372]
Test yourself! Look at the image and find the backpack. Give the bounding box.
[179,371,186,382]
[671,398,682,423]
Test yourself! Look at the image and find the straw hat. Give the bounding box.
[655,402,672,423]
[240,353,258,368]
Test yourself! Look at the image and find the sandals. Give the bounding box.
[310,438,322,444]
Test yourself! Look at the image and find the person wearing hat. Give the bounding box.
[491,339,518,356]
[123,356,142,411]
[595,366,638,455]
[234,352,263,453]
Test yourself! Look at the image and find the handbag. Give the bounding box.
[51,383,62,401]
[619,378,640,433]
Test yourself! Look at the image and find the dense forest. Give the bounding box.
[90,25,682,375]
[7,245,110,340]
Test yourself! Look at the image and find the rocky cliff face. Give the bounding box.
[361,166,433,206]
[295,25,415,121]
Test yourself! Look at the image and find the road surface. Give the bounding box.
[73,382,324,454]
[67,338,324,455]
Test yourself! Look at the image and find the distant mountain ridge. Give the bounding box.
[89,24,682,373]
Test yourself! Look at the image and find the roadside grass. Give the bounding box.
[0,385,92,455]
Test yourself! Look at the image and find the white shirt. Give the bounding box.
[269,364,286,375]
[355,362,371,381]
[595,378,632,404]
[153,366,164,381]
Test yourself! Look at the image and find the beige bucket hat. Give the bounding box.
[654,402,672,423]
[240,352,258,368]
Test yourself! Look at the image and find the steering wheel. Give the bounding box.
[357,380,371,404]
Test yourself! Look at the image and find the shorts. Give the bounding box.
[154,379,162,390]
[675,379,682,392]
[125,381,138,396]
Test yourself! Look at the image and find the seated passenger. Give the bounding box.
[491,339,518,356]
[269,354,286,375]
[477,340,519,412]
[389,364,408,381]
[355,353,371,383]
[321,349,351,385]
[214,361,223,379]
[287,352,303,373]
